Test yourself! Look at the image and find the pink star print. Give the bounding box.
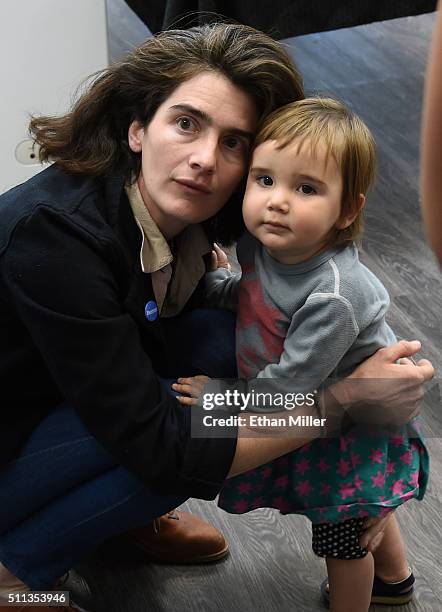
[275,475,289,489]
[237,482,253,495]
[320,482,331,496]
[262,466,272,478]
[354,475,363,490]
[296,458,310,475]
[391,479,406,496]
[336,459,351,477]
[296,480,312,497]
[251,497,265,508]
[400,450,413,465]
[340,433,355,452]
[340,437,349,452]
[351,452,361,468]
[411,440,421,452]
[390,434,405,447]
[386,460,396,475]
[234,499,250,513]
[369,449,384,464]
[317,458,330,473]
[371,471,386,488]
[409,471,419,487]
[339,482,356,500]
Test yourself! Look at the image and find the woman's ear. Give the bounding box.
[336,193,366,229]
[127,120,144,153]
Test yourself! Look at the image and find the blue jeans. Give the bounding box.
[0,309,236,589]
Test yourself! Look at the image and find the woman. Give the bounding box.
[0,23,433,611]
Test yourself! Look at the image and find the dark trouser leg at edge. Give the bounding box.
[0,309,236,592]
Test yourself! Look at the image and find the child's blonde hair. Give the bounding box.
[254,97,377,246]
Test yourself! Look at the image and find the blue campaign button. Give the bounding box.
[144,300,158,321]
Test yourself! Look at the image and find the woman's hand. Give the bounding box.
[211,243,231,272]
[330,340,434,425]
[172,375,211,405]
[350,340,433,385]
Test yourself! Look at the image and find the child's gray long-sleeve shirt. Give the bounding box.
[205,233,396,391]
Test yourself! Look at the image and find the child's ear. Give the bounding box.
[336,194,366,229]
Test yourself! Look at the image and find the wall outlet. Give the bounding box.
[0,0,108,194]
[15,139,42,166]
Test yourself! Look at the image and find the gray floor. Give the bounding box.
[83,7,442,611]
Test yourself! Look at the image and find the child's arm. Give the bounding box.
[255,293,359,391]
[204,243,241,311]
[176,294,358,409]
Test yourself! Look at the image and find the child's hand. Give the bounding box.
[172,375,211,405]
[360,512,395,552]
[210,243,231,272]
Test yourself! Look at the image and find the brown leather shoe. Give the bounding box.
[127,509,229,563]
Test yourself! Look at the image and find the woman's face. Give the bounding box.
[128,72,259,239]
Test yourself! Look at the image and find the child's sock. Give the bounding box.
[0,562,30,599]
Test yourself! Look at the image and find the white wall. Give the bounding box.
[0,0,108,193]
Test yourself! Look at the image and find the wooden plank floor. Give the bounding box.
[80,10,441,611]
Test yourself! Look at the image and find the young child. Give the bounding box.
[174,97,429,612]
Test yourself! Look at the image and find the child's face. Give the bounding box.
[243,138,344,264]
